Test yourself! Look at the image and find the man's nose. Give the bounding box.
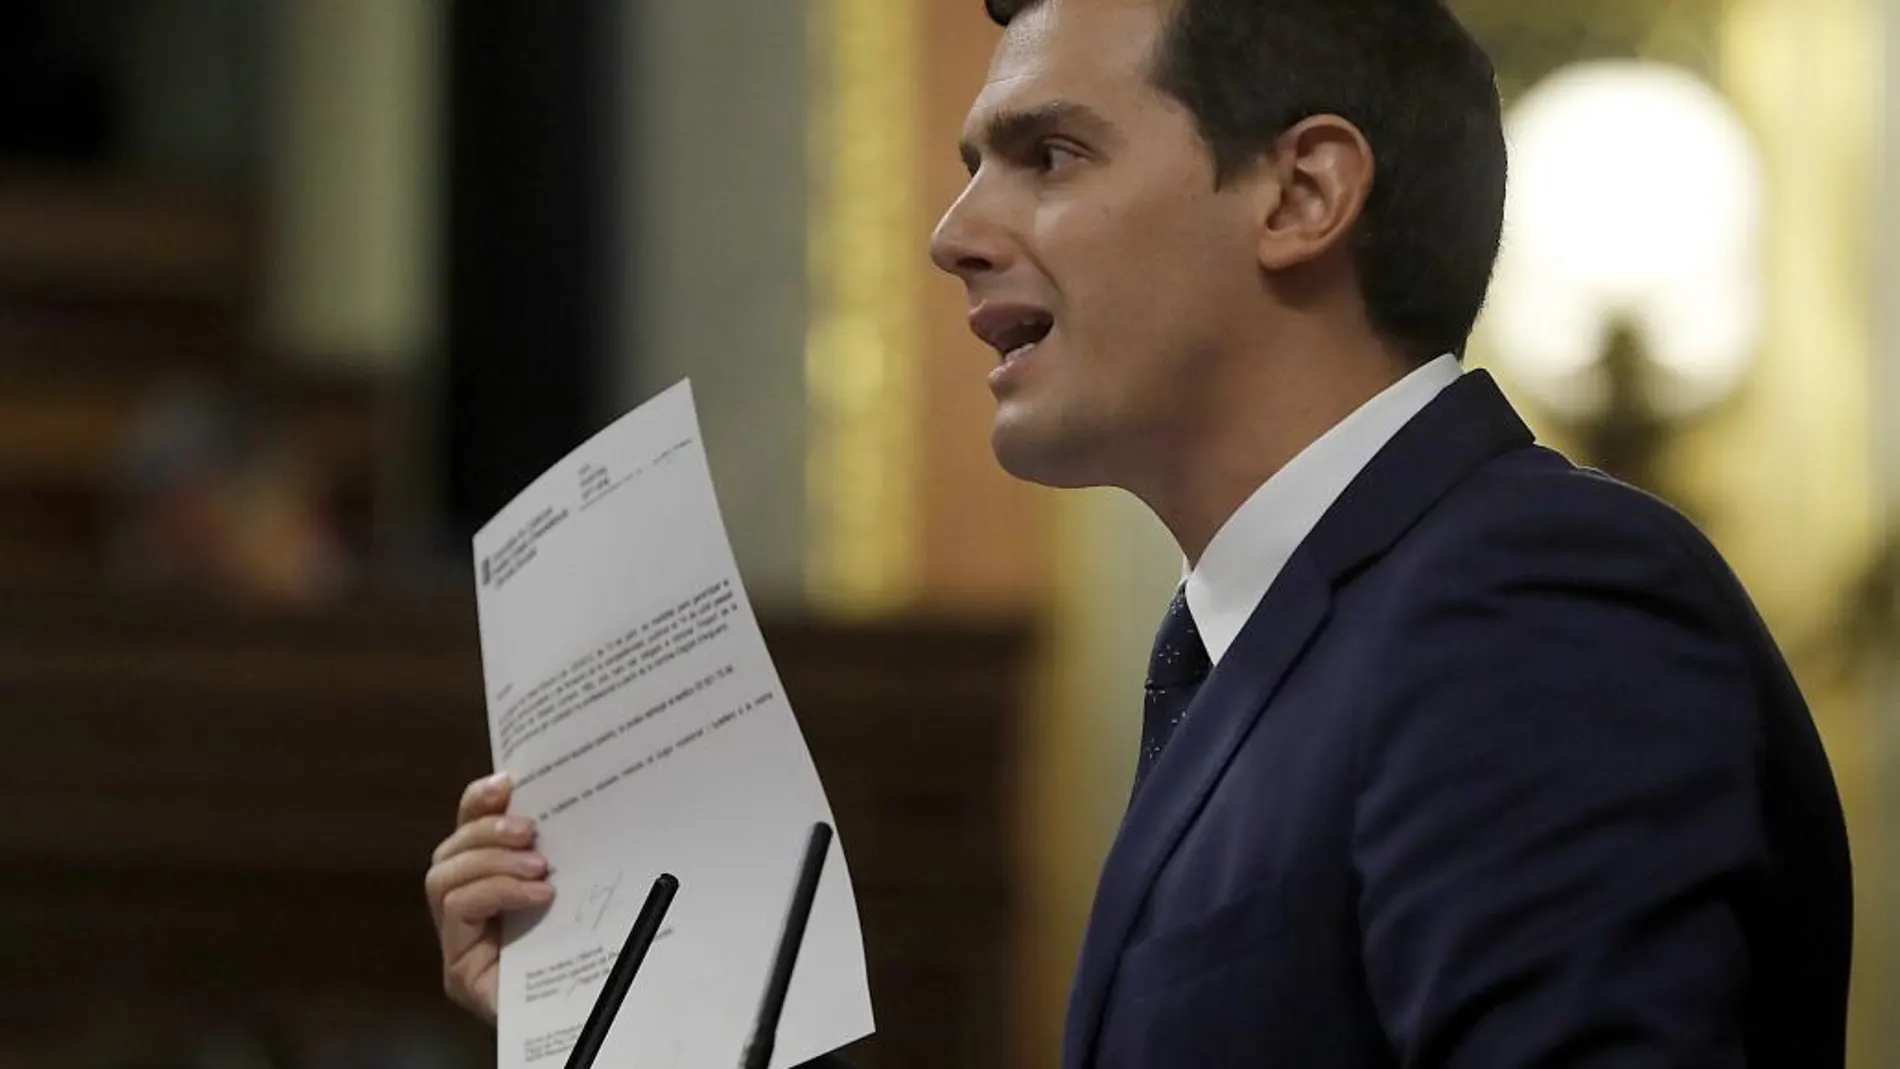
[928,181,1011,282]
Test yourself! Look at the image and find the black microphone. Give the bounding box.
[741,821,835,1069]
[562,873,680,1069]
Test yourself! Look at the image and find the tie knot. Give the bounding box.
[1146,586,1211,690]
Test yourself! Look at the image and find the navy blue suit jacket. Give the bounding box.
[1060,371,1851,1068]
[803,371,1850,1069]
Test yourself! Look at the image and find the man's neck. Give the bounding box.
[1136,342,1418,564]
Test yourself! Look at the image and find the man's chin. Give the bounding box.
[989,414,1103,490]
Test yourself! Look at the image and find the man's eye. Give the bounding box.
[1035,142,1082,173]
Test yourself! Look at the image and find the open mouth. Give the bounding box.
[982,311,1055,364]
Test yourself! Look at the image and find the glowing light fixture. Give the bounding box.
[1485,60,1767,419]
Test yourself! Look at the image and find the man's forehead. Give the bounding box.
[966,0,1167,132]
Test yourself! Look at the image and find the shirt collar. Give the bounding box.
[1184,353,1463,665]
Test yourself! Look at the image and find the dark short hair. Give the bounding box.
[984,0,1506,363]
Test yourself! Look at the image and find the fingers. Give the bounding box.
[427,847,549,910]
[457,771,513,826]
[432,811,538,866]
[440,874,557,927]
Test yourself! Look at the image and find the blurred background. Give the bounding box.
[0,0,1893,1066]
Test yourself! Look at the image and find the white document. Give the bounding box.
[471,381,874,1069]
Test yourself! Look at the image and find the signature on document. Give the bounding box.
[573,868,625,933]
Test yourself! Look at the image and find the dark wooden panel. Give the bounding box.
[0,591,1032,1069]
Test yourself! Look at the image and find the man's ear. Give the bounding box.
[1251,115,1375,272]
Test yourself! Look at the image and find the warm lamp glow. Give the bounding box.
[1485,60,1767,418]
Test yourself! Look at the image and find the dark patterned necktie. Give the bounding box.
[1134,585,1212,795]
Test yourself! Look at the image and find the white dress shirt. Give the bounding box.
[1185,354,1463,665]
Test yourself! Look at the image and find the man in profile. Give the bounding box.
[427,0,1854,1064]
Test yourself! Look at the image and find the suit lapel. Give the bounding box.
[1301,369,1536,581]
[1064,549,1333,1069]
[1060,371,1535,1069]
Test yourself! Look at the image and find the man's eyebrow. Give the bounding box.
[957,101,1114,171]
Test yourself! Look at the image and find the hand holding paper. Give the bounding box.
[426,772,552,1023]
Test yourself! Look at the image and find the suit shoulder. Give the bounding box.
[1407,445,1727,575]
[1369,445,1772,652]
[1352,444,1772,750]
